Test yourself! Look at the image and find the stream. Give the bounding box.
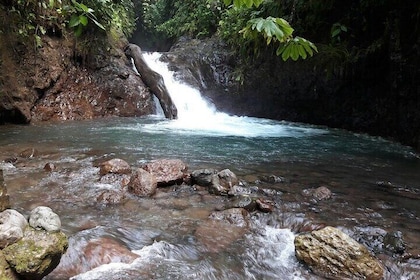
[0,53,419,279]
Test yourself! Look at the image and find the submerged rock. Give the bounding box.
[47,235,138,279]
[294,226,384,280]
[191,168,218,186]
[208,169,239,195]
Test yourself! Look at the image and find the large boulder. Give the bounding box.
[0,209,28,249]
[143,159,187,186]
[3,227,68,280]
[128,168,157,197]
[294,226,384,280]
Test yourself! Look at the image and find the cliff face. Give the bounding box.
[163,35,420,150]
[0,8,154,124]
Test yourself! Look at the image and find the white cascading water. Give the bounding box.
[142,52,324,138]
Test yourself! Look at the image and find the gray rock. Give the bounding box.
[29,206,61,232]
[191,169,218,186]
[0,209,28,249]
[294,226,384,280]
[208,169,238,195]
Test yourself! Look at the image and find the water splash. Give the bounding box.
[139,53,326,138]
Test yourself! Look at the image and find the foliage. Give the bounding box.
[140,0,223,39]
[3,0,136,46]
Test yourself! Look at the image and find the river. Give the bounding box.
[0,53,419,279]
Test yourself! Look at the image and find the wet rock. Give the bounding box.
[384,231,406,255]
[302,186,332,201]
[294,226,384,280]
[96,189,126,205]
[99,158,131,176]
[143,159,187,186]
[19,148,39,158]
[128,168,157,197]
[0,169,11,211]
[99,173,131,188]
[196,208,249,253]
[0,209,28,249]
[259,174,286,184]
[3,227,68,280]
[256,198,275,213]
[29,206,61,232]
[43,163,56,172]
[209,169,238,195]
[0,250,19,280]
[228,196,257,212]
[209,208,250,227]
[48,236,138,279]
[191,168,218,186]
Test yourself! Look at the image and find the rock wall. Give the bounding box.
[164,36,420,150]
[0,14,155,124]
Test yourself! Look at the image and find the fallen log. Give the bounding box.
[124,43,177,119]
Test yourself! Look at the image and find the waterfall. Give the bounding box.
[142,52,325,138]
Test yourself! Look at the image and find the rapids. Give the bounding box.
[0,53,419,279]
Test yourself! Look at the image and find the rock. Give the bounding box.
[191,169,218,186]
[43,163,56,172]
[209,208,250,228]
[48,236,138,279]
[294,226,384,280]
[143,159,187,186]
[128,168,157,197]
[99,173,131,188]
[0,209,28,249]
[208,169,238,195]
[29,206,61,232]
[256,198,275,213]
[19,148,38,158]
[196,208,250,253]
[3,227,68,280]
[99,158,131,176]
[383,231,405,255]
[96,189,126,205]
[0,250,19,280]
[228,196,257,212]
[302,186,332,201]
[259,174,286,184]
[0,169,11,211]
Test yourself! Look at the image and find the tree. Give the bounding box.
[223,0,317,61]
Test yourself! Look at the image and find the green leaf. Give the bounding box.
[276,44,286,56]
[74,24,83,37]
[290,44,299,61]
[281,44,292,61]
[297,45,307,59]
[331,28,341,38]
[79,15,88,26]
[69,15,80,28]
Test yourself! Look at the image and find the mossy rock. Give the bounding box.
[3,227,68,280]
